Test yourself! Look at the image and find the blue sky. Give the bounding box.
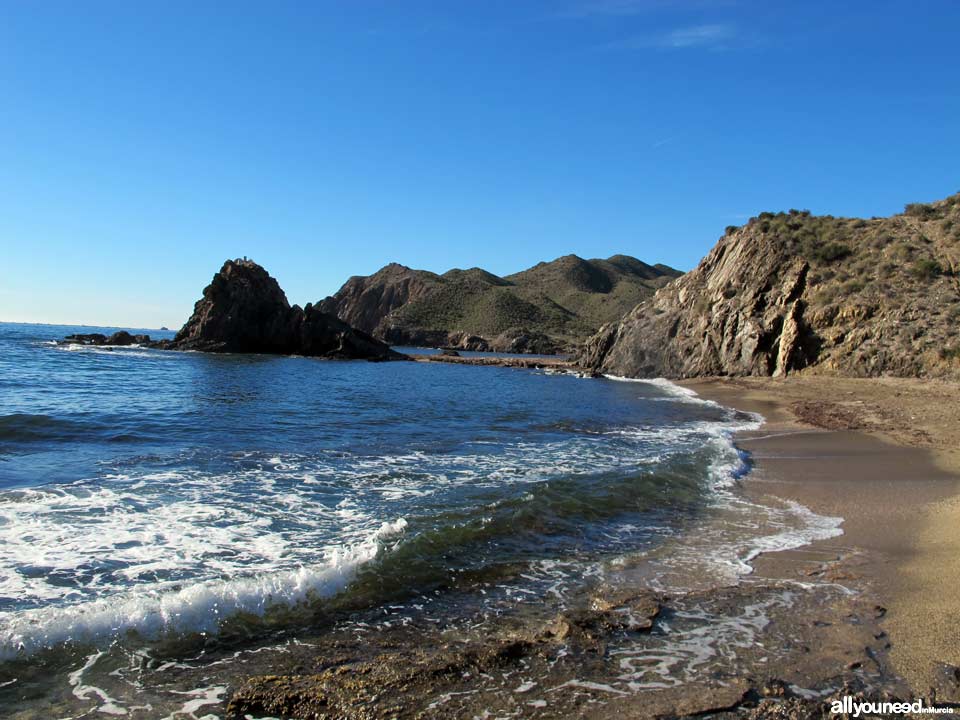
[1,1,957,328]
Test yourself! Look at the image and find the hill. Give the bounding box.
[319,255,680,353]
[580,193,960,379]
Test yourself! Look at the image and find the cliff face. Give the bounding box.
[581,193,960,379]
[319,255,680,353]
[172,259,400,360]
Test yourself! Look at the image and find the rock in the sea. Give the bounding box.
[170,259,402,360]
[61,333,108,345]
[106,331,149,346]
[171,259,301,354]
[581,193,960,379]
[541,591,661,646]
[61,331,151,346]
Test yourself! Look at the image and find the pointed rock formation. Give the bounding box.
[170,259,402,360]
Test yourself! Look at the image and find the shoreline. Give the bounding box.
[6,361,960,717]
[220,374,960,718]
[408,352,578,370]
[680,376,960,701]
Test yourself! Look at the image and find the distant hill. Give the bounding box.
[319,255,681,353]
[580,193,960,379]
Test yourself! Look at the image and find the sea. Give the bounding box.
[0,322,843,718]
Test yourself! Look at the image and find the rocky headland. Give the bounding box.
[318,254,679,354]
[581,193,960,379]
[63,259,402,361]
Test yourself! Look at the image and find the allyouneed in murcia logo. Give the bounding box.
[830,696,955,716]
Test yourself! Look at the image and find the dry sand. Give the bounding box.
[680,375,960,697]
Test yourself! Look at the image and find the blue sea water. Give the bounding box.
[0,322,840,717]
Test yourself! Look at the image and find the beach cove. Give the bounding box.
[3,320,956,717]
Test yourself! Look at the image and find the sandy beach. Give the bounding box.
[683,376,960,702]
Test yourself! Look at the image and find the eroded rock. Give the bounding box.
[61,331,151,346]
[579,194,960,379]
[169,260,402,360]
[60,260,404,361]
[226,638,534,719]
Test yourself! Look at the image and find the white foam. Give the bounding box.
[0,375,793,661]
[551,679,629,695]
[603,377,765,475]
[740,499,844,566]
[68,651,128,716]
[603,375,718,406]
[597,378,845,593]
[161,685,227,720]
[0,518,407,659]
[680,494,844,586]
[52,343,175,359]
[612,590,801,690]
[1,439,635,657]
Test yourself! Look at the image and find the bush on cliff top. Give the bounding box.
[905,202,939,219]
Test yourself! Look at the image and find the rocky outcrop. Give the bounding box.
[380,327,492,352]
[61,331,152,346]
[319,255,680,354]
[579,244,817,377]
[295,303,400,359]
[167,259,401,360]
[488,329,563,355]
[57,261,402,360]
[581,193,960,379]
[170,259,296,353]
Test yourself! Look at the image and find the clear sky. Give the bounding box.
[1,1,957,329]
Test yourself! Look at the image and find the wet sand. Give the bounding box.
[681,376,960,700]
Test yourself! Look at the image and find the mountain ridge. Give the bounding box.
[319,254,681,353]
